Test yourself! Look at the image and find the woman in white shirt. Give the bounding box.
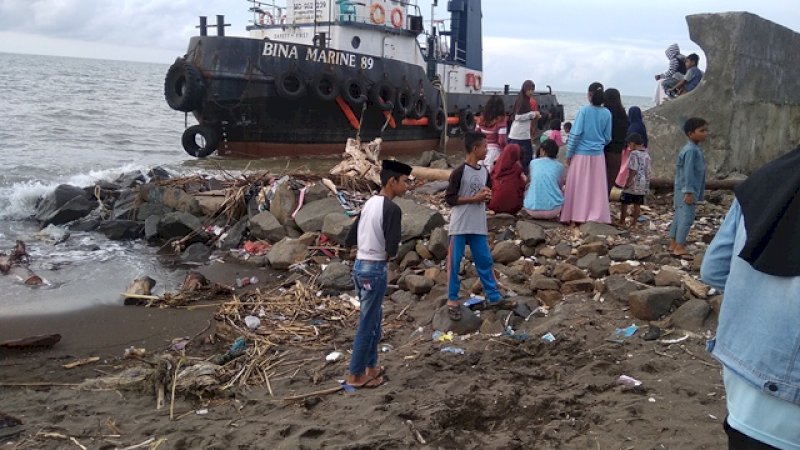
[507,80,541,174]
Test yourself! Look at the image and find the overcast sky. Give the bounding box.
[1,0,798,96]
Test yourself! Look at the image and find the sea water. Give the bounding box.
[0,52,652,316]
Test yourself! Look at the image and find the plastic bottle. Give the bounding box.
[236,276,259,288]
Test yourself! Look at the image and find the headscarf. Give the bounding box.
[665,43,680,59]
[627,106,648,148]
[734,146,800,277]
[491,144,522,180]
[513,80,534,115]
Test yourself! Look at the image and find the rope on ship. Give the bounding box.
[433,77,448,152]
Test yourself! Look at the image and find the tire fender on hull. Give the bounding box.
[164,58,205,112]
[370,80,396,111]
[342,78,367,106]
[430,108,446,132]
[460,109,476,131]
[182,125,219,158]
[311,72,339,101]
[395,87,414,116]
[276,70,306,99]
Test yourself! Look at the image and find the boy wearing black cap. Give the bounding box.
[343,159,412,388]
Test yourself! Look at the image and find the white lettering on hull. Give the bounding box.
[264,43,371,69]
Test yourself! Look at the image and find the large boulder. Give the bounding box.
[269,183,297,225]
[248,211,286,243]
[427,227,449,261]
[492,241,522,264]
[181,243,212,264]
[517,221,546,247]
[579,222,623,237]
[218,218,248,250]
[135,201,172,222]
[268,237,308,270]
[140,184,202,216]
[35,185,94,226]
[157,212,203,240]
[604,275,642,303]
[112,189,138,220]
[432,305,483,335]
[96,220,143,240]
[608,244,636,261]
[405,274,435,295]
[645,13,800,178]
[628,287,683,321]
[671,298,711,330]
[318,262,353,290]
[394,198,446,240]
[321,213,356,246]
[294,198,343,233]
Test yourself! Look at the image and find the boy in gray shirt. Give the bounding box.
[444,131,510,320]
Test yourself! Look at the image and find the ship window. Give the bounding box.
[351,36,361,49]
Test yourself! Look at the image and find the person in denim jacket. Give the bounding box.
[669,117,707,257]
[343,160,412,388]
[701,146,800,449]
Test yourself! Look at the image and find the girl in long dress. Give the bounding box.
[560,82,612,224]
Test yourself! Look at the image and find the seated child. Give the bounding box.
[618,133,651,228]
[669,53,703,96]
[488,143,526,215]
[540,119,564,147]
[523,139,565,219]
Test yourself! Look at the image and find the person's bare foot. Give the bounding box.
[365,366,385,379]
[345,373,385,388]
[672,244,689,256]
[668,240,677,252]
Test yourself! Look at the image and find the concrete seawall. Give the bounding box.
[646,12,800,179]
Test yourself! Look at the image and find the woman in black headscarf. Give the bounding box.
[603,88,629,195]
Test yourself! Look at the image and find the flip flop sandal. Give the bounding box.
[447,305,462,321]
[348,375,385,390]
[366,366,386,378]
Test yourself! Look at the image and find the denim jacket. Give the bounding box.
[701,200,800,405]
[673,141,705,206]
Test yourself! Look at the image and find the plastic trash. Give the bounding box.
[244,315,261,330]
[463,296,484,309]
[236,276,259,288]
[541,332,556,343]
[124,346,146,358]
[617,375,643,387]
[440,346,465,355]
[380,344,394,353]
[326,351,343,362]
[612,324,639,340]
[432,330,454,342]
[195,409,209,415]
[212,337,247,365]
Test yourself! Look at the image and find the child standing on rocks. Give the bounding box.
[343,160,412,388]
[669,117,707,257]
[618,133,651,228]
[444,131,509,321]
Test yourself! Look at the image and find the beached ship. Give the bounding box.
[164,0,564,158]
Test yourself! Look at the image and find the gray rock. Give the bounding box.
[390,290,419,303]
[487,213,517,230]
[529,275,561,291]
[587,257,611,279]
[492,241,522,264]
[400,250,421,270]
[249,211,286,243]
[576,253,598,270]
[144,215,160,242]
[671,298,711,330]
[554,263,585,282]
[116,170,145,188]
[427,227,449,261]
[147,166,171,181]
[157,212,203,239]
[112,189,138,220]
[269,183,296,225]
[414,180,449,195]
[405,275,435,295]
[35,185,94,226]
[136,201,172,221]
[304,183,331,203]
[267,237,308,270]
[633,245,654,260]
[562,278,595,294]
[430,159,449,170]
[396,239,416,263]
[96,220,142,240]
[69,217,102,232]
[294,198,343,233]
[318,262,353,290]
[655,266,684,287]
[517,221,546,247]
[395,198,446,240]
[555,243,573,257]
[321,213,356,246]
[576,241,608,258]
[141,185,202,216]
[628,287,683,321]
[181,243,212,263]
[432,305,483,334]
[634,270,657,285]
[579,222,624,237]
[608,244,636,261]
[219,218,247,250]
[604,275,641,303]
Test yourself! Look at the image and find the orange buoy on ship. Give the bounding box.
[369,3,385,25]
[390,7,404,28]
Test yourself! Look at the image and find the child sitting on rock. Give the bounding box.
[524,139,565,220]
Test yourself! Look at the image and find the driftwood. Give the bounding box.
[0,334,61,350]
[330,138,382,185]
[410,166,743,190]
[0,240,43,285]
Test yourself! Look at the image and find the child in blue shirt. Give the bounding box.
[669,117,707,257]
[524,139,565,219]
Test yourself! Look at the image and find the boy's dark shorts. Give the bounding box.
[620,193,645,205]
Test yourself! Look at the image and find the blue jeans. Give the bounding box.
[348,259,387,377]
[447,234,501,302]
[669,202,696,244]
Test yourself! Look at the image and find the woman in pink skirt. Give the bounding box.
[560,82,613,224]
